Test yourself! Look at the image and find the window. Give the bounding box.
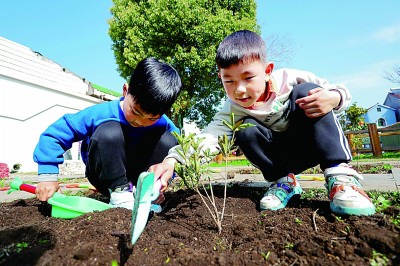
[377,107,381,112]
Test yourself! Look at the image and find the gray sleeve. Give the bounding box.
[38,174,58,182]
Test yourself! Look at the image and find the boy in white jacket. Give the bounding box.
[151,30,375,216]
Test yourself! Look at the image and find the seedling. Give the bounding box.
[173,113,253,233]
[16,242,28,253]
[373,195,391,212]
[261,251,270,261]
[284,242,294,250]
[294,218,302,225]
[344,225,351,235]
[335,216,344,222]
[370,250,388,266]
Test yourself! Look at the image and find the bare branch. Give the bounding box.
[265,34,295,66]
[384,64,400,85]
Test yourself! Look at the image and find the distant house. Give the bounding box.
[364,103,397,127]
[0,36,121,173]
[383,88,400,121]
[364,88,400,127]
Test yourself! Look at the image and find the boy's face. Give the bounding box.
[219,60,273,109]
[122,94,160,127]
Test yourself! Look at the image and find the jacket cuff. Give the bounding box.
[38,174,59,182]
[330,89,343,111]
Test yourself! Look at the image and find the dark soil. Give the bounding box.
[1,182,399,266]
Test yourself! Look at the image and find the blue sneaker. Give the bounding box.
[324,164,375,216]
[260,173,303,210]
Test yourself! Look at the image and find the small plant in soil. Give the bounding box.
[173,113,253,234]
[173,132,221,231]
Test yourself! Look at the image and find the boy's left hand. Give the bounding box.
[295,87,341,118]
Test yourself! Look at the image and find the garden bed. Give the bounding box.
[0,184,399,265]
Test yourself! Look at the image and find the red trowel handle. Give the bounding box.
[19,183,36,194]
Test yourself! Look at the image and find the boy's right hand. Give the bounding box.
[35,181,60,201]
[148,158,177,192]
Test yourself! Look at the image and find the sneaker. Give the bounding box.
[324,163,375,216]
[260,173,303,210]
[109,184,135,210]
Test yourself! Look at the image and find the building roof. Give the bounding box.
[0,36,120,101]
[366,103,396,111]
[383,88,400,109]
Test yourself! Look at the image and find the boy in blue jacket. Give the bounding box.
[33,57,182,209]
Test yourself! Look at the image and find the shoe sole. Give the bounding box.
[260,187,303,211]
[330,203,376,216]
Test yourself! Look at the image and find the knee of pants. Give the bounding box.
[235,119,259,145]
[92,121,124,146]
[291,83,321,99]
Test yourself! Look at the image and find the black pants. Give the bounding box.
[85,121,177,196]
[235,83,352,182]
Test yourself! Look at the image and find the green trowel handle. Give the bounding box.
[8,177,36,194]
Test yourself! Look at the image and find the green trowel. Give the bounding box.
[8,174,163,244]
[8,177,111,218]
[130,172,162,244]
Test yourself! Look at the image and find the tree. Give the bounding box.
[384,64,400,85]
[108,0,258,128]
[338,102,368,131]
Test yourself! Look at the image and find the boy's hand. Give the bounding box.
[148,158,177,193]
[295,87,341,118]
[35,181,60,201]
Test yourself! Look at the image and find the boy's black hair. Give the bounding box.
[216,30,267,69]
[128,57,182,116]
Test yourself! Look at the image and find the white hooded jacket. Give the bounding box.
[167,68,351,163]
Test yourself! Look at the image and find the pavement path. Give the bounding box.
[1,168,399,203]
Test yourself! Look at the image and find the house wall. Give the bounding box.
[383,89,400,122]
[364,105,397,127]
[0,36,117,173]
[0,71,104,173]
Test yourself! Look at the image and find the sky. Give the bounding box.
[1,1,400,109]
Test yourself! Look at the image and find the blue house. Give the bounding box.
[364,88,400,127]
[364,103,397,127]
[383,88,400,122]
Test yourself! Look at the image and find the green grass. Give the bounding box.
[209,159,252,167]
[370,190,400,228]
[209,151,400,168]
[353,151,400,161]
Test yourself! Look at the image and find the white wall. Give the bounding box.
[0,74,103,172]
[0,36,117,173]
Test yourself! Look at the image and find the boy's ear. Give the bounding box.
[265,62,274,75]
[217,72,221,79]
[122,83,128,97]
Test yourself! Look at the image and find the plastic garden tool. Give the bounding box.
[65,183,97,191]
[131,172,162,244]
[8,177,111,219]
[0,186,10,191]
[296,175,325,181]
